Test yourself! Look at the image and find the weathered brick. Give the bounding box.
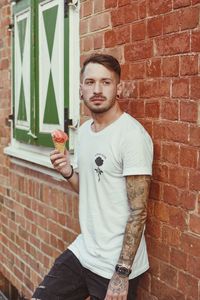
[180,54,198,76]
[180,7,200,30]
[173,0,191,9]
[189,126,200,146]
[163,184,179,206]
[169,166,188,189]
[180,145,198,168]
[162,56,179,77]
[172,78,189,98]
[191,30,200,52]
[132,21,146,41]
[163,11,180,34]
[170,248,187,270]
[146,58,161,77]
[181,232,200,257]
[162,225,181,247]
[145,100,160,118]
[148,0,172,16]
[105,0,117,9]
[129,62,145,79]
[160,262,178,287]
[161,100,178,121]
[155,32,190,56]
[139,79,170,98]
[125,40,153,61]
[116,25,131,45]
[178,271,199,299]
[147,16,163,37]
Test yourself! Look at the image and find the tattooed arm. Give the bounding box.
[105,175,151,300]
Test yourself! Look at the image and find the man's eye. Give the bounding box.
[103,81,111,85]
[85,81,94,85]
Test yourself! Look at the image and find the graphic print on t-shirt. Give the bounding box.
[94,153,106,181]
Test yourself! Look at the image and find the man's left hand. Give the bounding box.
[104,272,129,300]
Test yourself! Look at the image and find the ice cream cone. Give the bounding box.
[51,130,68,153]
[52,140,66,154]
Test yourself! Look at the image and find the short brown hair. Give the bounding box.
[81,54,121,80]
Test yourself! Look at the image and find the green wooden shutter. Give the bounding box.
[13,0,69,147]
[13,0,33,143]
[35,0,69,147]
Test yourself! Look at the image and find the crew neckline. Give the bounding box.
[89,112,126,136]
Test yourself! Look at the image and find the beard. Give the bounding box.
[83,97,116,114]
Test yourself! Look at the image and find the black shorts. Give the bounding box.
[32,249,140,300]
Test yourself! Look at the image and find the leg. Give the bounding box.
[31,249,89,300]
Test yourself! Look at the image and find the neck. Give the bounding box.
[91,103,123,132]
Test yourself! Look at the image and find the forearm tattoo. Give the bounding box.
[118,175,151,268]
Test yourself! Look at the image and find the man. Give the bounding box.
[32,54,153,300]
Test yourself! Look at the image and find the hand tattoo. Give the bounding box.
[106,272,129,298]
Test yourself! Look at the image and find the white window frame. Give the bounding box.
[4,2,80,172]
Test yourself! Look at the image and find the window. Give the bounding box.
[5,0,80,167]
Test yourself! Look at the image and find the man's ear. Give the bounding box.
[80,84,83,99]
[117,82,122,98]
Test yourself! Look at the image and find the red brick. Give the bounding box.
[181,232,200,257]
[168,166,188,189]
[147,16,163,37]
[89,13,110,32]
[162,56,179,77]
[173,0,191,8]
[189,214,200,235]
[148,0,172,16]
[152,277,184,300]
[181,101,198,123]
[170,248,187,270]
[146,218,161,238]
[124,40,153,61]
[146,58,161,77]
[163,11,180,34]
[180,7,200,30]
[118,0,131,6]
[162,225,181,247]
[149,180,161,201]
[153,162,169,182]
[163,184,179,206]
[147,237,170,262]
[191,30,200,52]
[138,0,147,19]
[82,0,93,17]
[154,202,169,222]
[180,145,197,168]
[189,170,200,191]
[162,142,179,164]
[130,100,145,118]
[155,33,190,56]
[178,272,199,299]
[139,79,170,98]
[104,30,116,48]
[116,25,130,45]
[105,0,117,9]
[169,206,188,230]
[124,4,139,23]
[180,55,198,76]
[187,256,200,278]
[192,0,200,3]
[189,126,200,146]
[111,8,124,26]
[129,62,145,79]
[145,100,160,118]
[161,100,178,121]
[160,262,178,287]
[165,122,189,143]
[94,33,103,49]
[172,78,189,98]
[94,0,104,13]
[179,191,197,210]
[132,21,146,41]
[191,77,200,99]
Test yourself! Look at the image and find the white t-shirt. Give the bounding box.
[69,112,153,279]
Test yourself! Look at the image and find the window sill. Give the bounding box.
[4,140,74,181]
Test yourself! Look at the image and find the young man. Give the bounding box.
[32,54,153,300]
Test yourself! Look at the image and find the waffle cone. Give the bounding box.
[53,140,66,154]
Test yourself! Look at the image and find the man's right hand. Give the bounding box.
[50,149,72,178]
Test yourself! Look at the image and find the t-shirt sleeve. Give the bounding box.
[121,127,153,176]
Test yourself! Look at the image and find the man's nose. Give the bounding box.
[93,82,102,94]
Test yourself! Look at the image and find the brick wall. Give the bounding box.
[0,0,200,299]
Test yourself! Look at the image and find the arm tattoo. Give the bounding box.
[118,175,151,268]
